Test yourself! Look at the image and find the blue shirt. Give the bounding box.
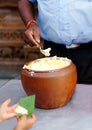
[29,0,92,45]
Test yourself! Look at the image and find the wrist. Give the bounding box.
[26,19,37,29]
[14,126,24,130]
[14,126,27,130]
[0,117,3,122]
[14,125,27,130]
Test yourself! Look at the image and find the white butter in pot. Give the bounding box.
[23,56,71,71]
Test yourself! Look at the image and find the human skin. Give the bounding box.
[0,98,18,122]
[14,114,37,130]
[17,0,40,47]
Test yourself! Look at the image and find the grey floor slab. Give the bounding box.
[0,79,9,88]
[0,66,21,79]
[0,80,92,130]
[0,67,20,88]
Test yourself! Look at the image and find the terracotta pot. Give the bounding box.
[21,58,77,109]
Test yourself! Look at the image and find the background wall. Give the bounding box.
[0,1,43,78]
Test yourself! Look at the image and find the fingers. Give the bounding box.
[24,25,41,47]
[2,98,11,107]
[16,116,20,121]
[23,114,37,127]
[7,113,16,118]
[10,103,19,110]
[16,114,37,123]
[24,31,40,47]
[8,103,19,115]
[2,99,18,115]
[33,30,40,44]
[31,114,37,122]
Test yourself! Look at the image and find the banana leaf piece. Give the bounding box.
[17,95,35,117]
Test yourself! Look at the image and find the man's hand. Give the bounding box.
[24,23,40,47]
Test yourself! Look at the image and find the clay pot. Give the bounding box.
[21,58,77,109]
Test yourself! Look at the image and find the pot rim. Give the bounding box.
[22,61,73,73]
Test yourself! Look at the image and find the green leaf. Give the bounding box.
[16,113,23,117]
[19,95,35,117]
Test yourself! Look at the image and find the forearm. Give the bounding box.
[17,0,36,25]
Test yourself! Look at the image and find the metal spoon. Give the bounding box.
[39,47,51,57]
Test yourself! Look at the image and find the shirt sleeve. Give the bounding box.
[29,0,37,3]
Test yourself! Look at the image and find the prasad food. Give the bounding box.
[15,95,35,117]
[15,106,28,115]
[23,56,71,71]
[40,47,51,56]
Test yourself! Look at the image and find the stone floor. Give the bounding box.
[1,62,92,130]
[0,80,92,130]
[0,68,20,88]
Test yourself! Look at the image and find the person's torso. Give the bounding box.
[29,0,92,45]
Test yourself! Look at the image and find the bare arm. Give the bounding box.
[17,0,35,25]
[17,0,40,46]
